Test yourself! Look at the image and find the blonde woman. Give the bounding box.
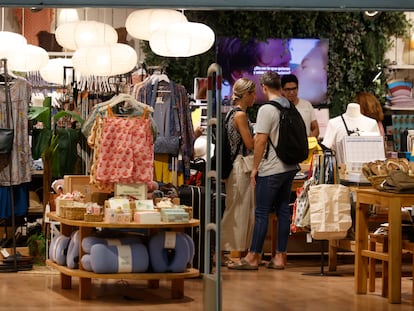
[221,78,256,264]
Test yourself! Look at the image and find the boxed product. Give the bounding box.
[104,198,132,223]
[133,211,161,224]
[160,208,189,223]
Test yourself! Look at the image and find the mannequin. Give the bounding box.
[322,103,380,151]
[343,102,362,118]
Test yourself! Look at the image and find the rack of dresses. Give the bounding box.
[0,58,33,272]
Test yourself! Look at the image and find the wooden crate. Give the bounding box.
[63,175,111,202]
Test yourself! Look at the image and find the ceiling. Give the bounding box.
[2,0,414,11]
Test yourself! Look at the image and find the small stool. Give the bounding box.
[368,233,388,297]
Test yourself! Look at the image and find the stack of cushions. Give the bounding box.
[50,232,195,274]
[81,236,148,273]
[387,79,414,108]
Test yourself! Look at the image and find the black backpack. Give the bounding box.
[266,99,308,165]
[211,107,242,179]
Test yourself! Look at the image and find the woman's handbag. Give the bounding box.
[240,154,254,173]
[0,128,14,154]
[0,72,14,154]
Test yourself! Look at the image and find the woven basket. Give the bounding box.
[64,207,87,220]
[84,213,104,222]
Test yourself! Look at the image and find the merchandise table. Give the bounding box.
[354,188,414,304]
[46,212,200,300]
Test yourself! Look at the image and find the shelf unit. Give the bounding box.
[46,213,200,300]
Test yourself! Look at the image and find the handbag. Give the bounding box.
[308,184,352,240]
[154,135,180,155]
[240,154,254,173]
[0,70,14,154]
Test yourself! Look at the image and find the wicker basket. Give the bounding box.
[64,207,87,220]
[84,213,104,222]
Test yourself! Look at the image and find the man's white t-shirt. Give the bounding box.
[295,98,316,136]
[255,99,299,177]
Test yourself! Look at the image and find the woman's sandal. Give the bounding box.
[266,259,285,270]
[227,258,258,270]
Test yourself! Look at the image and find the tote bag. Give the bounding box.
[308,183,352,240]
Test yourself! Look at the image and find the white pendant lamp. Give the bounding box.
[149,22,215,57]
[8,44,49,72]
[126,9,188,41]
[0,31,27,60]
[40,58,73,85]
[72,43,137,76]
[57,9,80,26]
[55,21,118,51]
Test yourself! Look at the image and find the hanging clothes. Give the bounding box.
[0,73,32,220]
[135,77,195,181]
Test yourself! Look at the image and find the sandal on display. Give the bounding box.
[227,258,258,270]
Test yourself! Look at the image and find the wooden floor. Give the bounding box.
[1,255,413,310]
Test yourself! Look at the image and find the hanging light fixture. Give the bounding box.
[125,9,188,41]
[72,43,137,76]
[8,44,49,72]
[55,21,118,51]
[57,9,79,26]
[0,31,27,60]
[149,22,215,57]
[40,58,73,85]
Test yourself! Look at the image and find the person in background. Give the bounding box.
[281,74,320,138]
[229,71,299,270]
[354,92,385,137]
[221,78,256,265]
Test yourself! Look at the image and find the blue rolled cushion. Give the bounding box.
[90,243,149,274]
[66,230,80,269]
[49,233,71,266]
[81,254,93,271]
[148,232,194,273]
[82,236,142,254]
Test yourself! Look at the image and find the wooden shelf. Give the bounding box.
[46,213,200,300]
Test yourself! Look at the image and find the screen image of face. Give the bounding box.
[217,38,328,105]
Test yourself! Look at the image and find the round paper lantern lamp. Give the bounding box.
[149,22,215,57]
[8,44,49,72]
[40,58,73,85]
[72,43,137,76]
[126,9,188,41]
[57,9,79,26]
[55,21,118,51]
[0,31,27,60]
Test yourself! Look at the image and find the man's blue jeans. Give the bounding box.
[249,170,297,254]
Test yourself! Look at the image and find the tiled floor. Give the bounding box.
[1,256,413,310]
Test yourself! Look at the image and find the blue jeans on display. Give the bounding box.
[249,170,298,254]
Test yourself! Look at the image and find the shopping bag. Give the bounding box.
[308,184,352,240]
[291,176,315,233]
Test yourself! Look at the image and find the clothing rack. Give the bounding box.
[0,58,33,272]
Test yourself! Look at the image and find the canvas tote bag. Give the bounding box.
[308,183,352,240]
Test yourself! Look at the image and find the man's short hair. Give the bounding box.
[281,74,298,88]
[260,71,281,90]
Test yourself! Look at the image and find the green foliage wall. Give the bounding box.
[142,11,410,117]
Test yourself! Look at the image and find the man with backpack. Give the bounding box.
[229,71,304,270]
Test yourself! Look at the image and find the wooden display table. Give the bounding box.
[46,212,200,300]
[354,188,414,304]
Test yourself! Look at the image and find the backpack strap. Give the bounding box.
[263,99,288,159]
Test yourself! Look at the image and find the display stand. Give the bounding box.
[46,212,200,300]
